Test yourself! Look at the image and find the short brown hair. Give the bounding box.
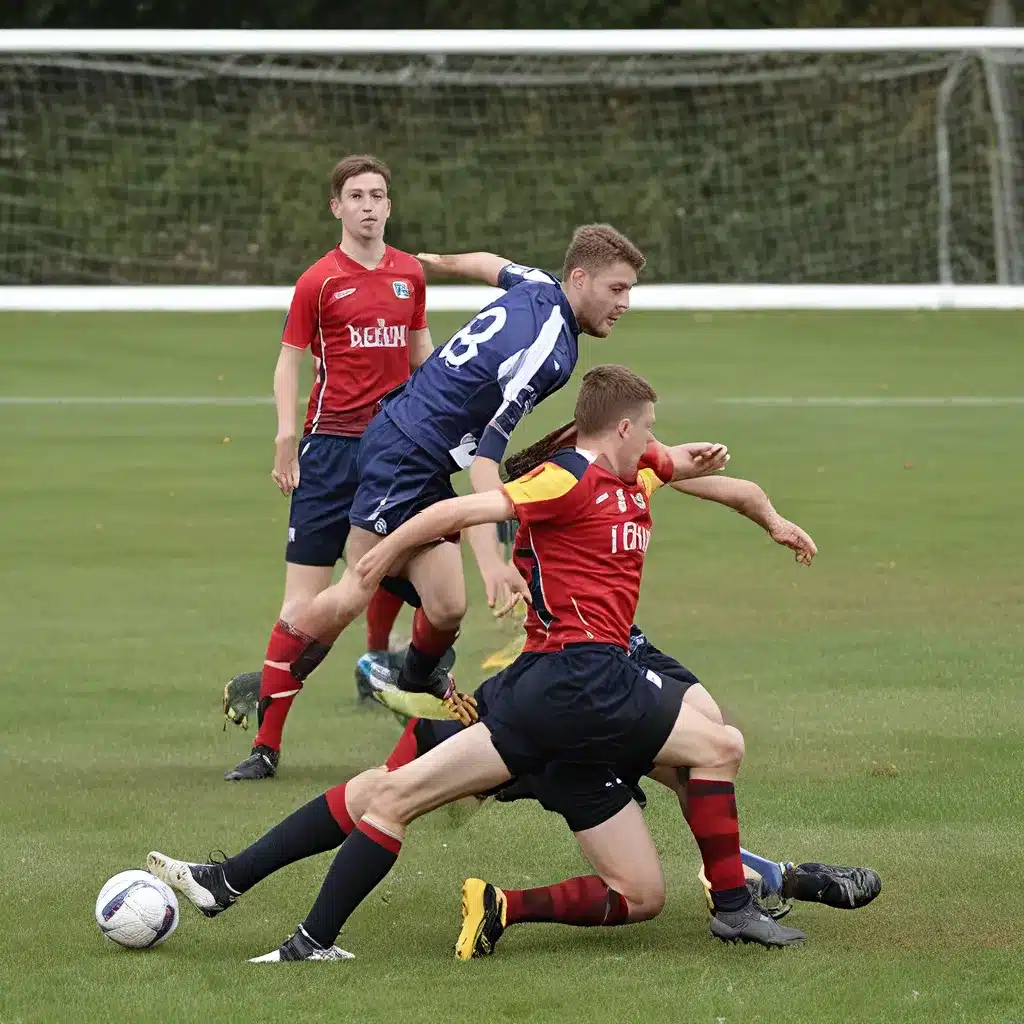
[574,364,657,435]
[562,224,646,281]
[330,155,391,199]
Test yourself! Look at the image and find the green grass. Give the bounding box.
[2,310,1023,1024]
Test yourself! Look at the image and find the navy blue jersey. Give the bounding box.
[380,264,580,471]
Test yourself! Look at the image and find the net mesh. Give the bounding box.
[0,50,1019,285]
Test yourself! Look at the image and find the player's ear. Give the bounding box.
[329,196,343,220]
[568,266,587,292]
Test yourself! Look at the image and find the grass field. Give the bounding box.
[2,309,1023,1024]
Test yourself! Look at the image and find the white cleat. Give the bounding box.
[146,851,238,918]
[248,925,355,962]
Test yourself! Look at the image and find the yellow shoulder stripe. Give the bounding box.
[505,462,580,505]
[638,467,667,498]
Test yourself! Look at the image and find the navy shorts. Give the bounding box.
[480,643,685,780]
[349,411,456,538]
[286,434,361,567]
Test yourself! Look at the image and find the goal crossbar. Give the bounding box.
[5,28,1024,55]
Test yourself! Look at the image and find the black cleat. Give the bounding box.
[710,896,806,947]
[147,851,239,918]
[249,925,354,962]
[224,744,279,781]
[784,862,882,909]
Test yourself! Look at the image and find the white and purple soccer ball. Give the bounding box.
[95,870,178,949]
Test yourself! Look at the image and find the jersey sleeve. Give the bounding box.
[637,440,674,497]
[281,272,319,350]
[502,461,587,527]
[497,263,559,291]
[410,265,427,331]
[475,306,568,463]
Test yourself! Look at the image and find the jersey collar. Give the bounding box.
[575,447,598,463]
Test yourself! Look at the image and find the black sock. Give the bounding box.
[301,822,401,948]
[222,794,348,894]
[712,885,752,914]
[397,643,443,694]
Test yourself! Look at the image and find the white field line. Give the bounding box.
[1,395,1023,408]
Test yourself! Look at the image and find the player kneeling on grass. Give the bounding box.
[149,365,827,959]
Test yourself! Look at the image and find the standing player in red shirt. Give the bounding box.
[225,155,435,782]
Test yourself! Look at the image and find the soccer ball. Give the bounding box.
[95,870,179,949]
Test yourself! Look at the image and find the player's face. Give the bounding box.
[330,172,391,243]
[570,260,637,338]
[615,402,657,473]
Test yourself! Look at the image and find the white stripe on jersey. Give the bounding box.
[491,305,565,435]
[310,276,340,433]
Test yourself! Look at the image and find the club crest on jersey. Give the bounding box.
[392,280,410,299]
[631,491,647,510]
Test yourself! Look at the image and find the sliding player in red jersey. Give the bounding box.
[225,155,436,782]
[157,364,814,959]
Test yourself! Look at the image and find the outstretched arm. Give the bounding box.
[417,252,511,286]
[673,475,817,565]
[355,491,519,591]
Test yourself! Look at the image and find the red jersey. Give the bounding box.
[503,446,672,653]
[282,245,427,437]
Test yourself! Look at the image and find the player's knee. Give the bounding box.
[717,725,745,767]
[621,881,665,921]
[365,769,419,826]
[419,591,466,632]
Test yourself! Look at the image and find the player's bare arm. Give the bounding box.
[673,475,817,565]
[417,251,512,286]
[272,343,305,495]
[356,491,519,593]
[408,327,433,370]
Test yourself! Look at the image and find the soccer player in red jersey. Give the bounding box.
[225,155,436,782]
[221,364,805,957]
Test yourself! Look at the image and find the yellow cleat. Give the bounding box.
[371,686,460,721]
[455,878,507,960]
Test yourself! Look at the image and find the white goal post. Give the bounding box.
[3,28,1024,311]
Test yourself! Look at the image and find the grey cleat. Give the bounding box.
[710,898,806,947]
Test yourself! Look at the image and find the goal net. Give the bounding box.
[1,46,1022,287]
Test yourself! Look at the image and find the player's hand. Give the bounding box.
[271,435,300,495]
[416,253,449,276]
[354,541,401,591]
[672,442,730,480]
[768,516,818,566]
[480,560,532,619]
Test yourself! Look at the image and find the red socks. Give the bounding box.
[384,718,422,771]
[411,608,458,658]
[685,779,746,892]
[253,620,313,752]
[503,876,630,927]
[366,586,403,652]
[324,782,356,834]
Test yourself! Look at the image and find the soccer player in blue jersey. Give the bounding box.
[249,226,647,775]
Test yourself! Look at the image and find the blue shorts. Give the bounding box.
[286,434,361,567]
[349,411,456,538]
[479,643,685,779]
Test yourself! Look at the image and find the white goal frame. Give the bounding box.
[4,28,1024,312]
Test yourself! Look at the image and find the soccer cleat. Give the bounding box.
[710,897,806,947]
[455,878,507,960]
[224,744,279,781]
[355,650,404,704]
[248,925,355,962]
[147,851,239,919]
[222,670,261,730]
[784,862,882,909]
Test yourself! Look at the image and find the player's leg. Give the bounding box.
[227,435,366,780]
[396,540,466,692]
[356,585,406,701]
[651,708,803,946]
[251,722,513,962]
[457,772,663,960]
[152,713,461,918]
